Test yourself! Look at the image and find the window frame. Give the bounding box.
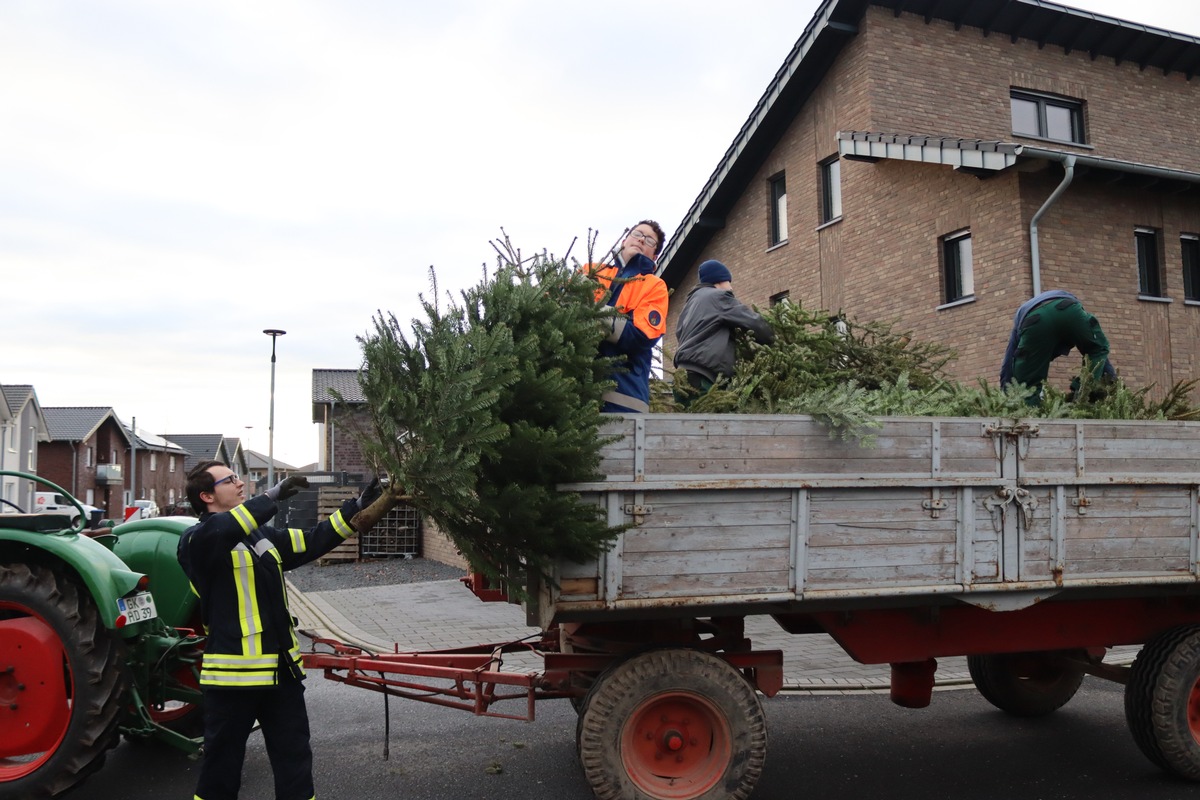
[1182,234,1200,302]
[820,156,842,224]
[1136,227,1164,298]
[940,229,975,305]
[1010,89,1086,144]
[768,172,788,247]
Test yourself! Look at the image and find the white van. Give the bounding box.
[34,492,102,525]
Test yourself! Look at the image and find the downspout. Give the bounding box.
[329,400,336,473]
[1028,154,1076,296]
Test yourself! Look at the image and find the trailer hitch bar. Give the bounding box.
[302,635,551,721]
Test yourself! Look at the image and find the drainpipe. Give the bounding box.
[1028,154,1076,296]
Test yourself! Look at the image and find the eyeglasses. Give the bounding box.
[626,230,657,249]
[213,473,240,487]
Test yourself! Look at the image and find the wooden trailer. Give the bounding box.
[309,414,1200,800]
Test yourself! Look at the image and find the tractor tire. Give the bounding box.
[1124,625,1200,779]
[576,648,767,800]
[967,650,1085,717]
[0,563,128,799]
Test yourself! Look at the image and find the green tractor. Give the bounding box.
[0,471,206,799]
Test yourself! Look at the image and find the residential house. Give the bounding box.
[243,449,296,490]
[39,407,129,519]
[311,369,372,476]
[161,434,240,475]
[0,384,50,511]
[659,0,1200,396]
[123,422,189,510]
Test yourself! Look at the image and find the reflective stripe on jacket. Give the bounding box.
[178,493,358,687]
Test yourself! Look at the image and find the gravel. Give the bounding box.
[286,557,467,593]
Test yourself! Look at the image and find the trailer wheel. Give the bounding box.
[0,563,127,799]
[577,649,766,800]
[967,650,1085,717]
[1124,625,1200,779]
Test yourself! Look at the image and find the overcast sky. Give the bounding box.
[3,1,1197,469]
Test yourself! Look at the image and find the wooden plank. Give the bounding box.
[623,570,791,598]
[623,525,792,554]
[806,562,958,587]
[621,547,789,578]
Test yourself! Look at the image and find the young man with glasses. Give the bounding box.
[586,220,670,412]
[178,460,381,800]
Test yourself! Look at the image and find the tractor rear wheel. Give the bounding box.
[576,648,766,800]
[0,563,127,799]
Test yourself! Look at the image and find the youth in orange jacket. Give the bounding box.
[587,221,669,412]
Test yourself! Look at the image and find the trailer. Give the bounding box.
[304,413,1200,800]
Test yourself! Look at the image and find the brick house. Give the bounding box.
[123,423,189,511]
[39,407,130,519]
[658,0,1200,396]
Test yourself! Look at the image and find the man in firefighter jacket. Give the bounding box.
[586,220,670,412]
[178,459,381,800]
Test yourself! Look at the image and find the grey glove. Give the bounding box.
[268,475,309,502]
[357,476,383,510]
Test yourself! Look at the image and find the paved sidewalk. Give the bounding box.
[289,578,1137,693]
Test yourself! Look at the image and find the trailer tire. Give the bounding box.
[576,648,766,800]
[967,650,1084,717]
[0,563,127,799]
[1124,625,1200,779]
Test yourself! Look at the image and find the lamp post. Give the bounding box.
[263,329,286,488]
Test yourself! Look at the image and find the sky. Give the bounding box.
[3,1,1198,469]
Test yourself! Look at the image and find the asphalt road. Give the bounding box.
[74,676,1200,800]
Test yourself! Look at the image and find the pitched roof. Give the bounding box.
[43,407,127,443]
[658,0,1200,284]
[312,368,365,421]
[161,434,229,472]
[123,421,188,454]
[244,449,297,472]
[1,385,35,417]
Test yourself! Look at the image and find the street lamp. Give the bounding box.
[263,329,286,488]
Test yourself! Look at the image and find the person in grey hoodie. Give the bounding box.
[673,259,775,406]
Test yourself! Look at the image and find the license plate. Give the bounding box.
[117,592,158,624]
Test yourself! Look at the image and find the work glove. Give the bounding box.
[357,476,383,510]
[267,475,309,502]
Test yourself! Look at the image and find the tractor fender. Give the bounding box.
[0,529,146,633]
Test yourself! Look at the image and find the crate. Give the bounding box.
[360,504,421,558]
[316,487,359,563]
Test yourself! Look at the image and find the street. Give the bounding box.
[78,675,1200,800]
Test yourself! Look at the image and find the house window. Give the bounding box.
[769,290,790,306]
[150,452,157,471]
[768,172,788,246]
[821,157,842,223]
[169,455,176,473]
[86,446,93,467]
[1011,90,1085,144]
[1136,227,1163,297]
[1182,235,1200,302]
[27,426,35,468]
[941,230,974,303]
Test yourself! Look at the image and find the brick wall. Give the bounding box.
[421,518,468,570]
[668,6,1200,400]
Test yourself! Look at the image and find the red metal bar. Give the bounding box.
[812,595,1200,664]
[302,636,546,721]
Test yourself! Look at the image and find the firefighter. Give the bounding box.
[585,220,670,413]
[178,461,381,800]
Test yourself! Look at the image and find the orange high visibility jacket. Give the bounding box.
[586,253,668,412]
